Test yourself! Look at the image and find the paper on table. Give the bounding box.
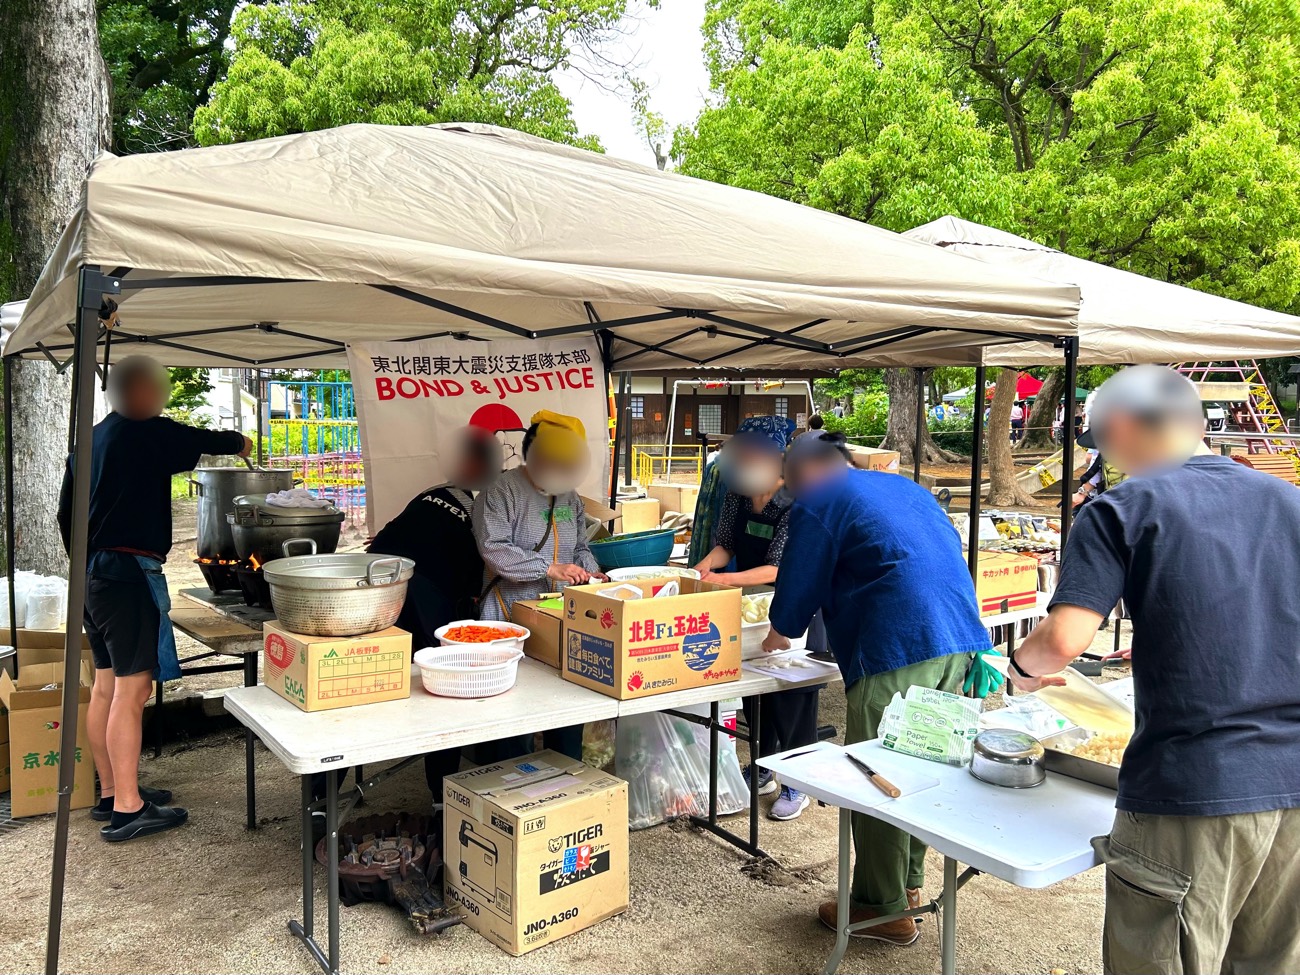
[743,650,840,683]
[772,743,940,807]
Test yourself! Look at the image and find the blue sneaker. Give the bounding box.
[769,785,811,821]
[743,764,778,796]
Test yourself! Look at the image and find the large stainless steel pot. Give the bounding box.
[192,467,293,560]
[262,541,414,637]
[226,495,344,564]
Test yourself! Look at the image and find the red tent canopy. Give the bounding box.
[985,372,1043,400]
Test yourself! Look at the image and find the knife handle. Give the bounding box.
[870,773,901,799]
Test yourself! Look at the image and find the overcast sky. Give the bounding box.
[555,0,711,164]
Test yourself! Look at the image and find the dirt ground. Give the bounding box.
[0,499,1126,975]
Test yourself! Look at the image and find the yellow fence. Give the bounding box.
[630,444,705,486]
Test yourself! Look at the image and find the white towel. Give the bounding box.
[264,488,332,509]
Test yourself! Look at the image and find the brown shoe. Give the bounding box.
[818,900,920,946]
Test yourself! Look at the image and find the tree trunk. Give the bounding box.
[986,367,1037,506]
[0,0,111,576]
[880,368,960,466]
[1018,368,1065,450]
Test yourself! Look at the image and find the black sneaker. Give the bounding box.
[100,803,189,843]
[90,785,173,822]
[743,764,778,796]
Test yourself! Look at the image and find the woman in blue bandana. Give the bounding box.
[691,415,820,821]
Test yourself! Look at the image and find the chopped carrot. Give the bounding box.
[443,625,525,643]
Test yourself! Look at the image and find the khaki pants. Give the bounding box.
[844,653,972,913]
[1095,807,1300,975]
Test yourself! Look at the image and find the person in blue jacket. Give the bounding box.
[762,431,992,947]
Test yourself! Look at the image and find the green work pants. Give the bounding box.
[844,652,972,914]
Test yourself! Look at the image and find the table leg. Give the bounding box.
[326,767,341,974]
[749,693,762,851]
[1003,622,1015,695]
[707,700,719,825]
[821,807,852,975]
[1113,616,1122,656]
[940,855,958,975]
[244,653,258,831]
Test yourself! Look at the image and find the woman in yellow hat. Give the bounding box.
[471,410,606,760]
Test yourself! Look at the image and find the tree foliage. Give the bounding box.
[98,1,250,153]
[677,0,1300,481]
[193,0,633,146]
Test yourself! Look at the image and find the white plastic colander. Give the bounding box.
[413,646,524,698]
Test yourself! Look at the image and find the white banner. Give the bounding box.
[348,337,609,530]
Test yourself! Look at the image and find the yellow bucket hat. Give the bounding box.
[530,410,587,464]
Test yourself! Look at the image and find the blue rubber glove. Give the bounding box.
[963,649,1005,699]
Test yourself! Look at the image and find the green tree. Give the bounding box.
[167,366,213,413]
[98,1,252,153]
[679,0,1300,494]
[194,0,633,146]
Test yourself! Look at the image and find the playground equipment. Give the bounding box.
[1175,361,1300,477]
[264,379,366,524]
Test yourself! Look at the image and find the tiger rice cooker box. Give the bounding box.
[262,622,411,712]
[562,577,742,700]
[443,750,629,956]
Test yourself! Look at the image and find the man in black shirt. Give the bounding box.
[58,356,251,843]
[1008,366,1300,975]
[367,426,497,803]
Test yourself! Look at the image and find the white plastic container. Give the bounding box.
[413,645,524,698]
[604,566,701,583]
[432,619,530,654]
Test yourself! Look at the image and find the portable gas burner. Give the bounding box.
[313,812,459,935]
[193,557,241,593]
[234,560,274,611]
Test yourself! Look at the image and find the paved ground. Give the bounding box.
[0,499,1125,975]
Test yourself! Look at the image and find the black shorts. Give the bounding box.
[84,559,159,678]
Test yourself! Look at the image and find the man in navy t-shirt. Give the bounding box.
[1008,365,1300,975]
[764,432,991,947]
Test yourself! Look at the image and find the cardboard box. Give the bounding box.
[443,750,629,956]
[15,630,94,690]
[262,622,411,712]
[645,482,698,517]
[0,671,93,818]
[617,498,661,534]
[846,444,901,473]
[511,599,564,669]
[975,551,1040,616]
[562,577,742,700]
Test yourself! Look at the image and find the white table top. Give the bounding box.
[226,651,843,773]
[761,739,1112,889]
[615,668,840,717]
[224,659,619,773]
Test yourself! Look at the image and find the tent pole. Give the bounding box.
[255,369,264,467]
[913,368,925,483]
[4,355,17,655]
[608,372,628,512]
[620,372,634,491]
[47,266,113,975]
[1060,339,1079,549]
[967,366,987,580]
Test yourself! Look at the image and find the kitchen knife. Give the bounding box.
[845,752,902,798]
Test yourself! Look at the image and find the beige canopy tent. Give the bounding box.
[904,216,1300,365]
[3,123,1083,975]
[5,124,1079,370]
